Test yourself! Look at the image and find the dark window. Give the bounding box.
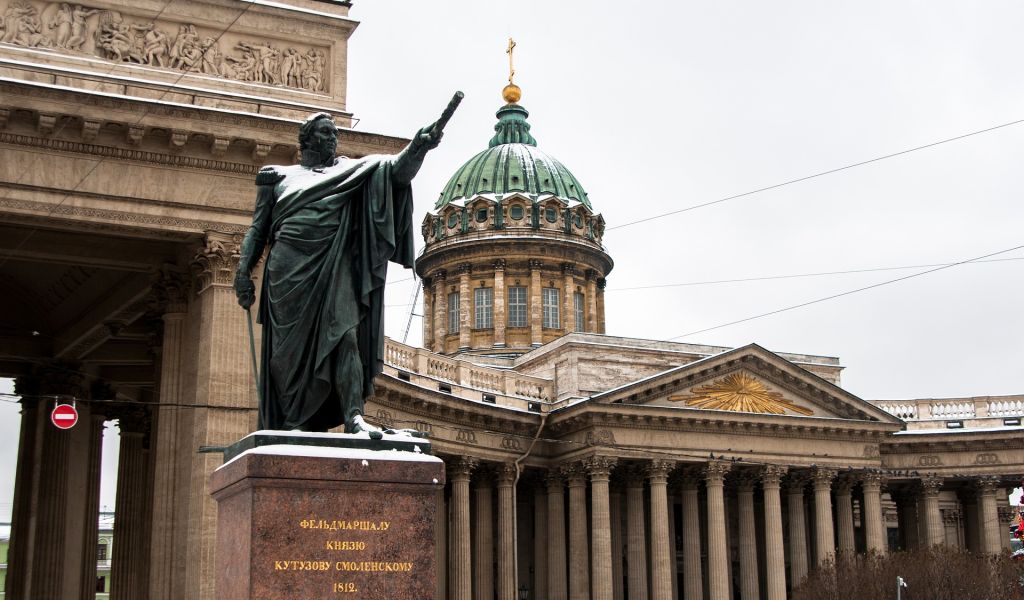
[574,292,585,332]
[447,212,458,228]
[542,288,560,328]
[96,576,106,593]
[510,205,524,220]
[475,207,488,223]
[447,292,460,333]
[474,287,493,328]
[97,543,108,561]
[544,207,557,223]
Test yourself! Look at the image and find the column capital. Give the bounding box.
[669,466,703,491]
[545,469,564,492]
[561,262,575,275]
[919,475,943,496]
[703,460,731,484]
[784,471,810,494]
[585,268,597,281]
[858,470,888,490]
[810,467,837,490]
[760,465,788,488]
[528,259,544,270]
[496,463,518,486]
[596,277,607,290]
[191,231,242,293]
[457,262,472,275]
[645,459,674,483]
[971,475,1000,495]
[493,258,506,271]
[433,269,447,282]
[560,461,587,486]
[834,474,856,495]
[446,456,478,480]
[623,463,647,487]
[149,267,190,314]
[734,470,759,492]
[584,456,618,480]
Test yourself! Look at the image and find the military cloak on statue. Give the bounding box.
[247,156,415,431]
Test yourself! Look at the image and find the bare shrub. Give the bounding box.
[793,547,1024,600]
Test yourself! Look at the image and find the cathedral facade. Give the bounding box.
[0,1,1020,599]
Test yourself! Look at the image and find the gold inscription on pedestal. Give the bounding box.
[274,517,413,594]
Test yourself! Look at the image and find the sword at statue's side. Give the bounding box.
[246,306,261,405]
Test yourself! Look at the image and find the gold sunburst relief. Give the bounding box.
[668,372,814,416]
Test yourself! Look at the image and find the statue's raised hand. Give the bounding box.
[411,123,443,154]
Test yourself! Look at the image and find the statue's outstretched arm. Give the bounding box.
[392,124,443,185]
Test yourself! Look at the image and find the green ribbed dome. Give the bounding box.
[435,103,591,210]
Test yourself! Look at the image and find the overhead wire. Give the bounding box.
[668,242,1024,340]
[607,117,1024,232]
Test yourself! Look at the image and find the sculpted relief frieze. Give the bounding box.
[0,0,329,92]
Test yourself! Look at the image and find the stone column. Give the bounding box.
[547,470,568,600]
[596,277,607,333]
[78,412,107,600]
[529,259,543,346]
[422,277,434,351]
[811,468,836,564]
[148,270,188,600]
[493,259,507,347]
[564,463,590,600]
[434,488,446,600]
[585,269,598,333]
[187,233,257,600]
[533,483,549,600]
[667,488,678,600]
[458,263,471,350]
[920,476,944,547]
[860,473,887,555]
[736,473,760,600]
[496,464,517,600]
[448,457,476,600]
[610,487,625,600]
[433,270,448,353]
[112,408,151,600]
[678,469,703,600]
[562,263,576,334]
[6,396,42,600]
[760,466,787,600]
[785,474,810,587]
[473,468,494,600]
[647,460,675,600]
[834,476,855,555]
[587,457,618,600]
[705,460,731,600]
[975,476,1002,554]
[625,467,649,600]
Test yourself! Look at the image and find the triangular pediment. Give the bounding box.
[591,344,902,424]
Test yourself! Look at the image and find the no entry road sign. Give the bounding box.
[51,403,78,430]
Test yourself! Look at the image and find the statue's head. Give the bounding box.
[299,112,338,161]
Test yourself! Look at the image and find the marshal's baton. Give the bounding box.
[431,91,464,136]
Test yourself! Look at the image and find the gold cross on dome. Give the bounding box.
[506,37,516,84]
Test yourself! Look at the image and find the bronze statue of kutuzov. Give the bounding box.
[234,105,454,435]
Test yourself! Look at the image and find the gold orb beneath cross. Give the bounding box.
[502,83,521,104]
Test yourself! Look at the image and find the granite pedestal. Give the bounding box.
[209,431,445,599]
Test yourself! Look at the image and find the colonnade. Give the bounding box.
[437,456,1012,600]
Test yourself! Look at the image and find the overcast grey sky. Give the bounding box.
[3,0,1024,520]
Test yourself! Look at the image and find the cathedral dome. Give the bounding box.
[434,103,591,210]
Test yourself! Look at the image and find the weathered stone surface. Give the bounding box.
[210,444,445,600]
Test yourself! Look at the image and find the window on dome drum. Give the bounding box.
[475,207,488,223]
[447,292,460,334]
[508,286,527,327]
[574,292,585,332]
[510,205,524,220]
[474,287,493,328]
[545,207,557,223]
[542,287,560,328]
[447,212,458,228]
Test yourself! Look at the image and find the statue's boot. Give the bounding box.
[347,414,384,440]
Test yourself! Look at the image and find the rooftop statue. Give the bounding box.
[234,95,462,434]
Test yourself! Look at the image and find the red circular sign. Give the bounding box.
[51,404,79,430]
